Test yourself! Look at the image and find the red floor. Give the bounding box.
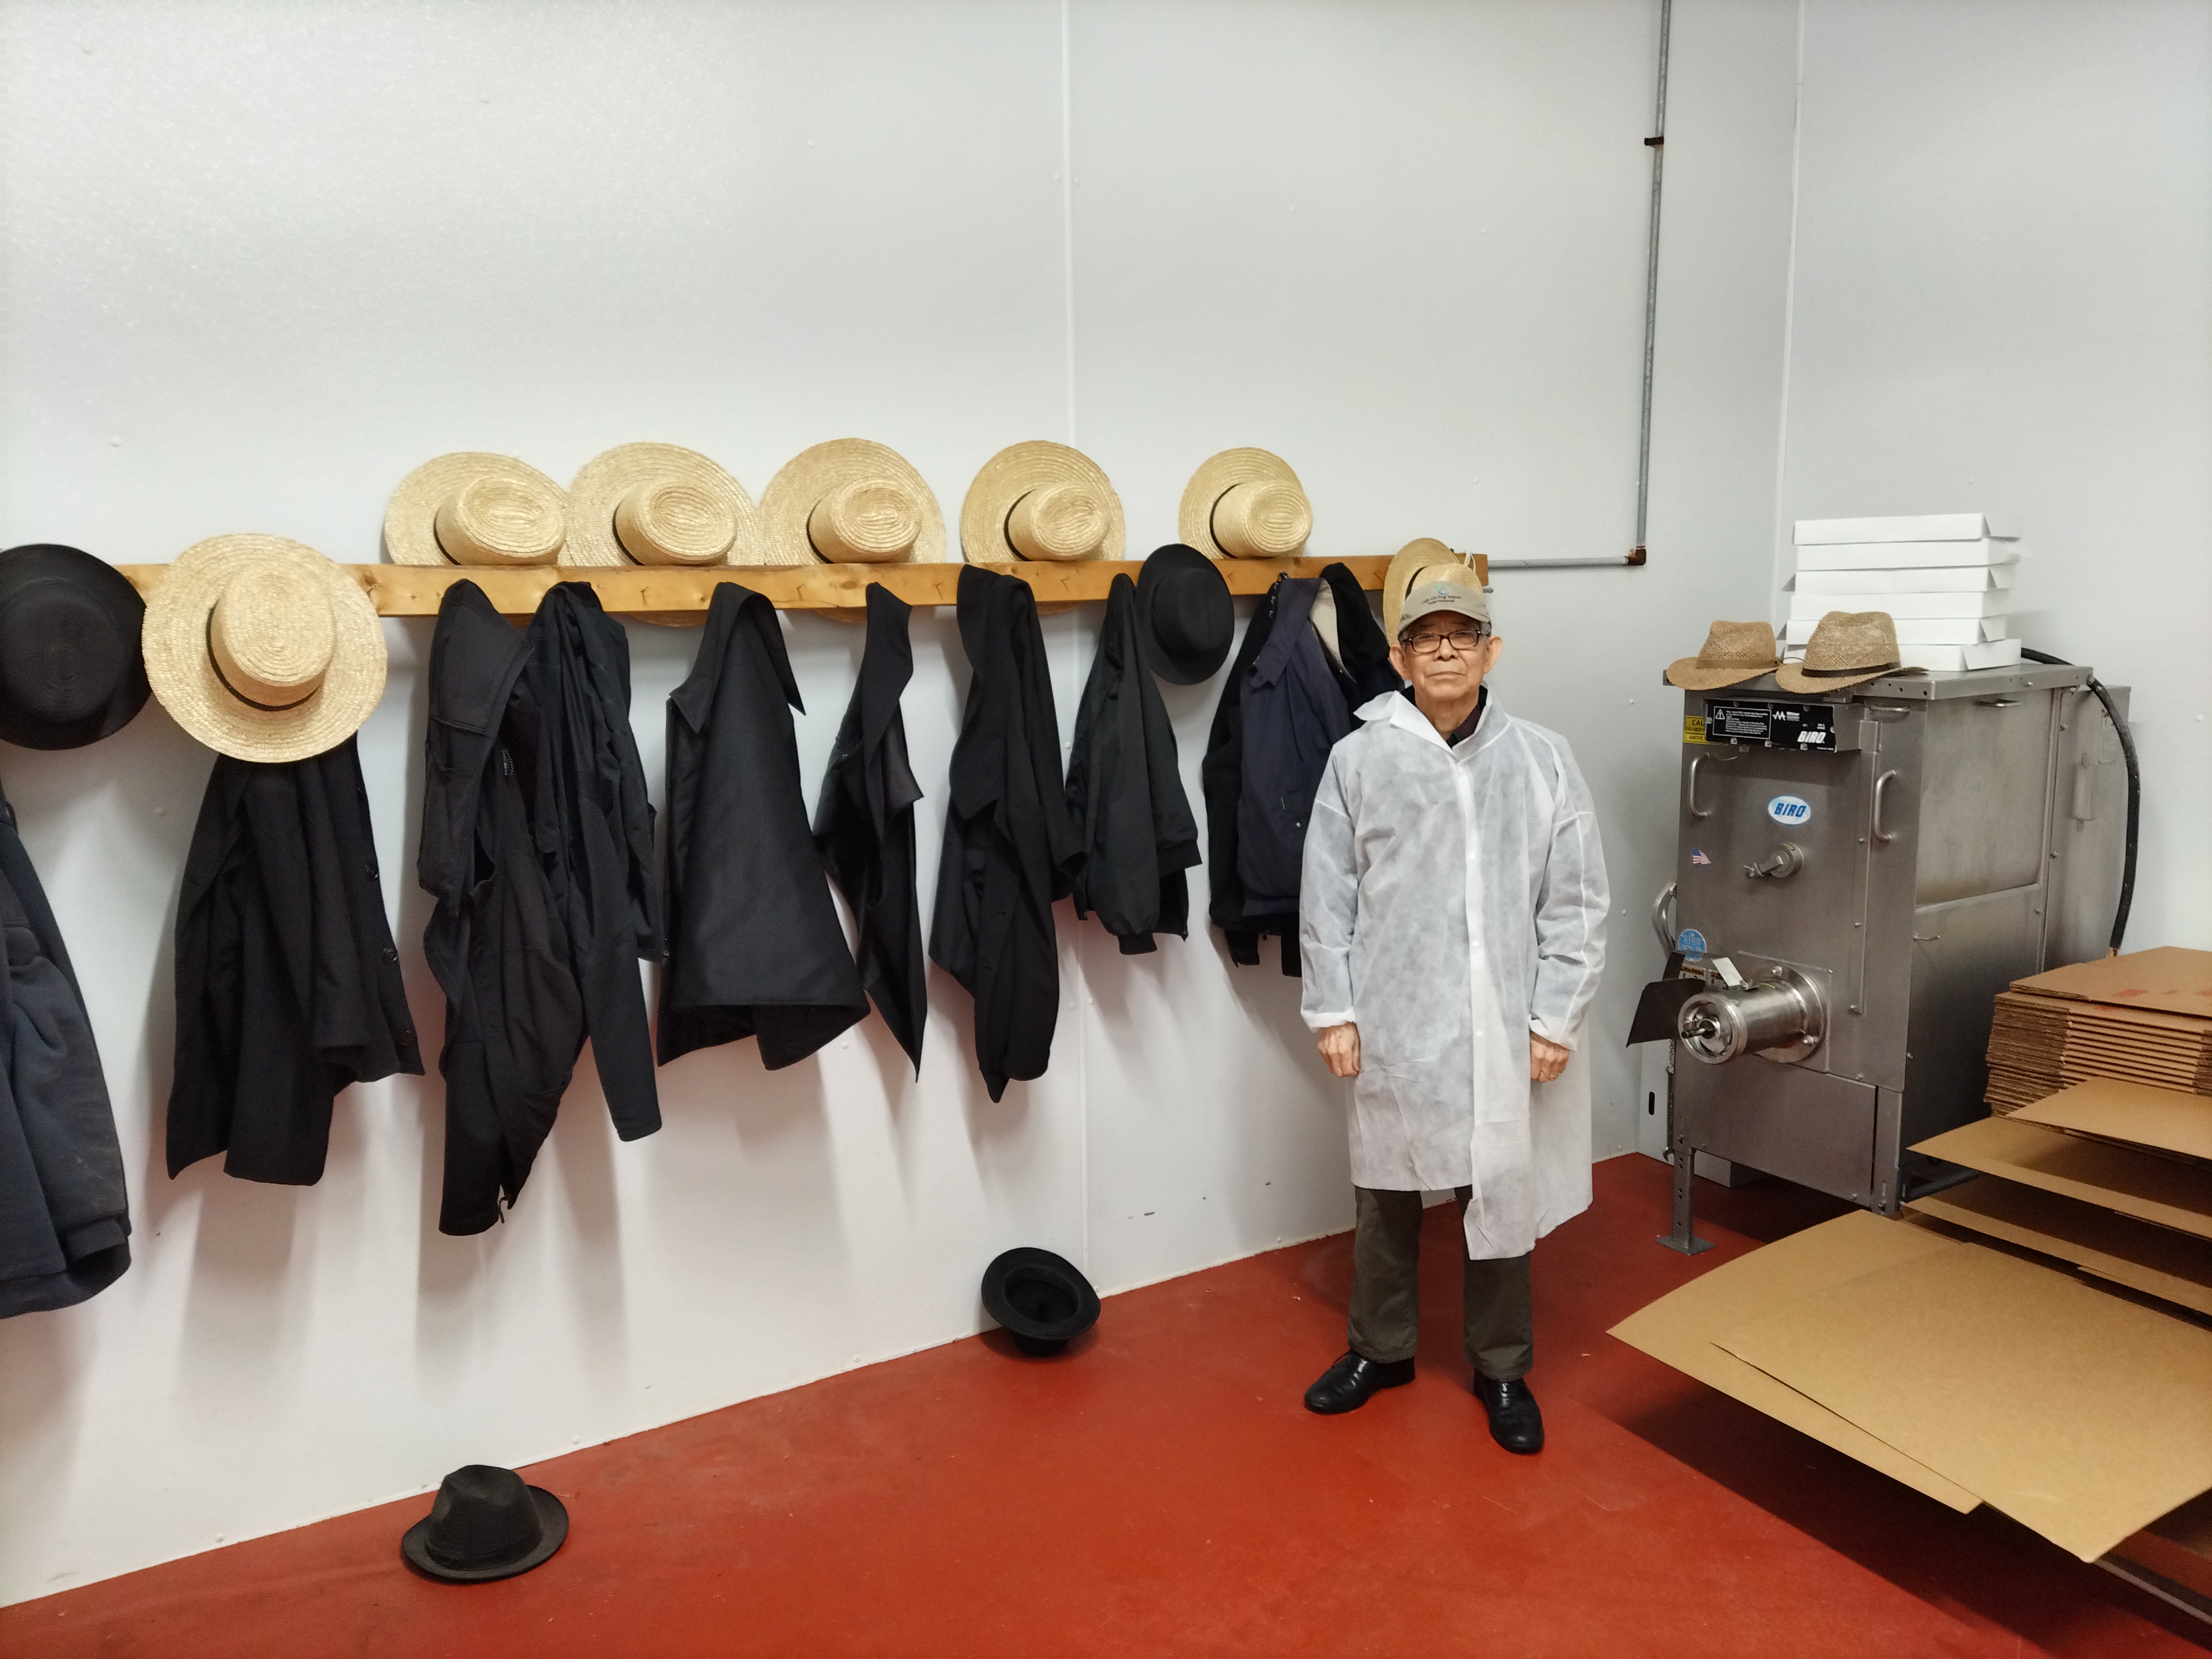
[4,1156,2203,1657]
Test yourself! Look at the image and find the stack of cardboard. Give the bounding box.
[1787,512,2023,672]
[1985,947,2212,1113]
[1613,954,2212,1608]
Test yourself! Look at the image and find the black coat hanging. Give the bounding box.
[813,584,928,1073]
[168,738,421,1186]
[1066,572,1200,954]
[659,583,868,1068]
[418,581,661,1237]
[930,565,1082,1101]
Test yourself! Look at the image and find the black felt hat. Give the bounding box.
[1135,543,1233,685]
[982,1246,1100,1355]
[400,1465,569,1583]
[0,545,150,750]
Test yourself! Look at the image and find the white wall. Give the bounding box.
[1776,0,2212,946]
[0,0,1799,1601]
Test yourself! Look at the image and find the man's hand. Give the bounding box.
[1318,1022,1361,1078]
[1530,1034,1570,1083]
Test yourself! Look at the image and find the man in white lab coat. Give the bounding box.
[1297,562,1608,1452]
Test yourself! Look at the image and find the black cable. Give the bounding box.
[2020,648,2139,954]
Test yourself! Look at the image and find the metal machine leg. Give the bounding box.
[1657,1042,1713,1255]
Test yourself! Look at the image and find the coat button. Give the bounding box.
[383,946,399,963]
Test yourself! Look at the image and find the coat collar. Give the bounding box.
[1356,687,1509,754]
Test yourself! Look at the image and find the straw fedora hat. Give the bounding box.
[565,442,763,567]
[144,535,385,763]
[759,440,947,567]
[959,442,1124,564]
[1382,538,1483,640]
[1178,449,1312,560]
[384,454,567,568]
[1775,611,1922,693]
[1666,620,1781,690]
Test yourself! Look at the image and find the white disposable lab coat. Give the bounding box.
[1300,692,1609,1259]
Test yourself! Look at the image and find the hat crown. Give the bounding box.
[810,478,921,562]
[615,477,737,566]
[210,569,334,710]
[423,1466,542,1572]
[1006,483,1107,561]
[1802,610,1898,670]
[0,581,128,724]
[1697,619,1778,668]
[435,474,564,567]
[1211,479,1311,559]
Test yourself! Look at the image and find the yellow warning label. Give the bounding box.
[1683,716,1707,745]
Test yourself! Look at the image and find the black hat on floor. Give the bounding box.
[1135,543,1233,685]
[400,1465,569,1583]
[0,545,150,750]
[982,1246,1100,1356]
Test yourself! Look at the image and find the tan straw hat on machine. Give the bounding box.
[1774,611,1922,693]
[144,535,386,763]
[1381,538,1485,640]
[384,453,567,568]
[1665,620,1781,690]
[1178,449,1312,560]
[565,442,763,567]
[959,442,1124,564]
[759,439,947,566]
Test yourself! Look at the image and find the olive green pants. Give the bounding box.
[1346,1186,1533,1381]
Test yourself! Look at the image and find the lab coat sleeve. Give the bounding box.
[1298,750,1358,1031]
[1525,733,1608,1049]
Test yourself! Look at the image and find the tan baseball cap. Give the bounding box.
[1396,565,1491,636]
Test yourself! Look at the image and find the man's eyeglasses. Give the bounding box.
[1400,627,1488,658]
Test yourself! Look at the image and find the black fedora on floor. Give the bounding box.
[1135,543,1233,685]
[982,1246,1100,1355]
[400,1465,568,1583]
[0,545,150,750]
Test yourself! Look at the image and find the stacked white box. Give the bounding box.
[1786,513,2027,672]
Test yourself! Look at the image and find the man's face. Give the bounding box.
[1390,610,1504,702]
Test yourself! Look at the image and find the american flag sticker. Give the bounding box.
[1691,849,1710,866]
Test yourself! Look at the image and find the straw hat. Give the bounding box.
[959,441,1124,564]
[144,535,385,763]
[565,442,762,567]
[384,454,567,568]
[1774,611,1922,693]
[1178,449,1312,560]
[1665,620,1781,690]
[759,440,947,566]
[1381,538,1484,640]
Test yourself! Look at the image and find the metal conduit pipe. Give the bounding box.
[1501,0,1671,573]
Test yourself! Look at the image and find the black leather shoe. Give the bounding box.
[1474,1375,1543,1453]
[1303,1351,1416,1415]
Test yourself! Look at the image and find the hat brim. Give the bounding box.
[0,546,151,750]
[565,442,763,568]
[1135,544,1233,684]
[1665,657,1781,690]
[1177,449,1307,561]
[981,1247,1101,1345]
[758,440,948,568]
[1772,661,1917,693]
[143,536,387,764]
[383,453,567,568]
[959,442,1124,565]
[400,1486,568,1584]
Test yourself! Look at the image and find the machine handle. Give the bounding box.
[1872,769,1902,843]
[1687,754,1715,818]
[1651,883,1677,953]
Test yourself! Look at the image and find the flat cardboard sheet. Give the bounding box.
[1608,1213,1978,1512]
[1908,1175,2212,1317]
[2014,946,2212,1020]
[1912,1115,2212,1240]
[1717,1235,2212,1561]
[2011,1076,2212,1162]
